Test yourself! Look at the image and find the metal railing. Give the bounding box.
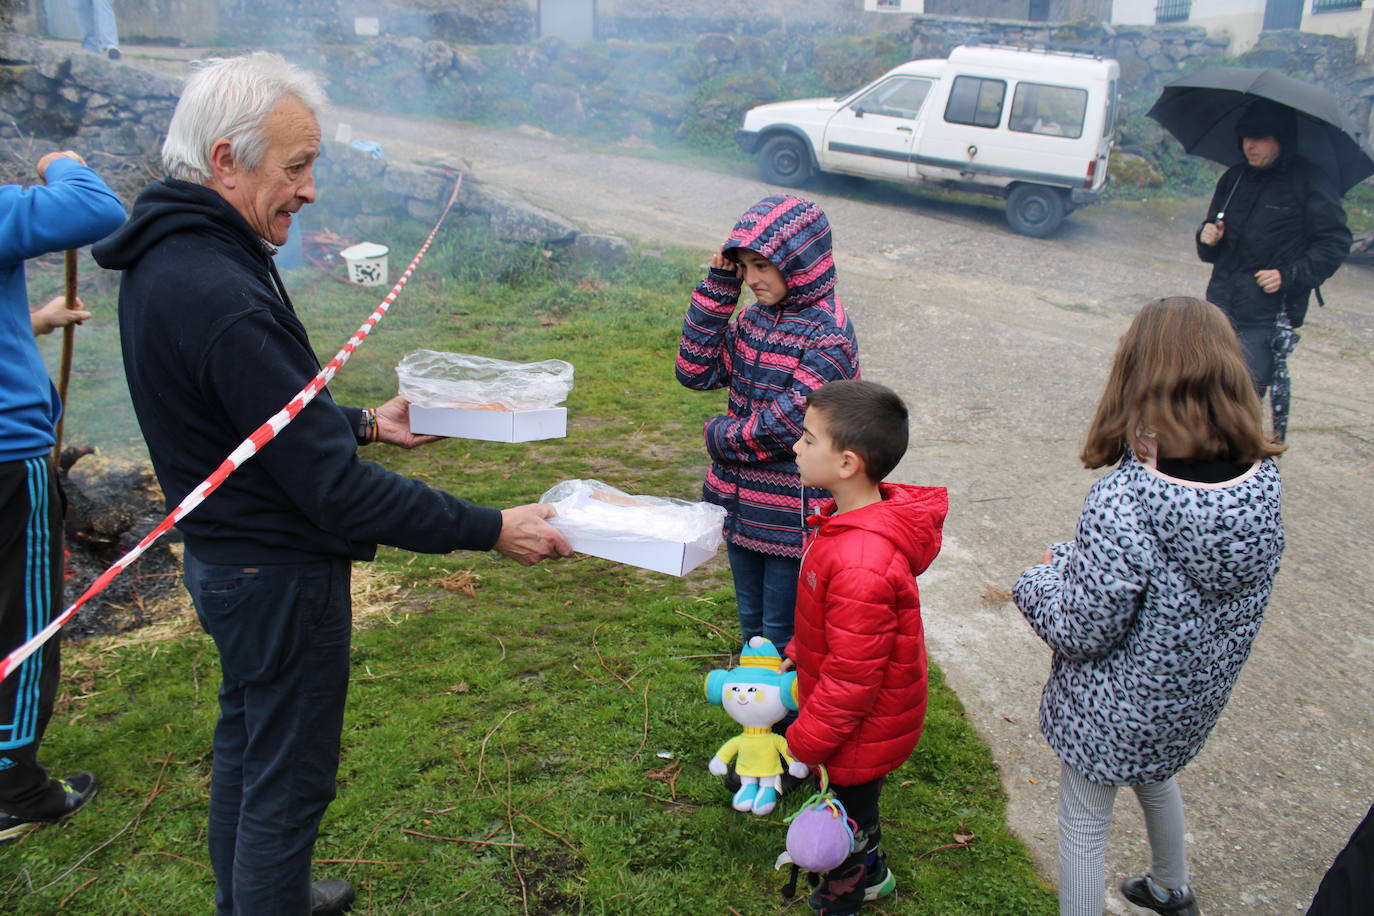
[1155,0,1192,22]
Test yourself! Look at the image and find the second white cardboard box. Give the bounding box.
[560,527,721,577]
[409,405,567,443]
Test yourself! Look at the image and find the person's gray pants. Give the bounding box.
[1058,761,1189,916]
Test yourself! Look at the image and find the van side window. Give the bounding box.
[851,77,933,120]
[944,76,1006,129]
[1008,83,1088,139]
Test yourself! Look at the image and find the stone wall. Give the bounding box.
[0,33,177,189]
[0,36,594,248]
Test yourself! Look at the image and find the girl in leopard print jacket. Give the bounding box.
[1014,297,1285,916]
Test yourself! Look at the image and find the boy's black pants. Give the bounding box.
[0,457,68,818]
[811,776,884,914]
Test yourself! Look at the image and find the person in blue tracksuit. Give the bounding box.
[0,150,125,841]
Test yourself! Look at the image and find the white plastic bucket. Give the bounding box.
[340,242,389,286]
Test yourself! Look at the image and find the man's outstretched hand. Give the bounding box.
[496,503,572,566]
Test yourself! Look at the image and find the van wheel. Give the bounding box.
[758,136,814,188]
[1006,185,1066,238]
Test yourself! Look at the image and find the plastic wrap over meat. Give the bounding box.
[397,349,573,410]
[541,479,726,547]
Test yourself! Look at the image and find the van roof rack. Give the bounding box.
[962,40,1104,61]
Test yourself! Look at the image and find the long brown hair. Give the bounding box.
[1080,297,1285,469]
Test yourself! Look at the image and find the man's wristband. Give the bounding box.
[356,407,379,445]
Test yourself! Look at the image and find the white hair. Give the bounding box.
[161,52,328,184]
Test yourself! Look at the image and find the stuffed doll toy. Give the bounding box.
[705,636,809,815]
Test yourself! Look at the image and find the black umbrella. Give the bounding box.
[1147,66,1374,193]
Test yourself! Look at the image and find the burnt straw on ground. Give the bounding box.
[59,446,183,640]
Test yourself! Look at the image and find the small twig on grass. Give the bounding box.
[132,851,212,872]
[351,656,455,682]
[570,662,611,689]
[400,829,525,849]
[673,609,733,642]
[628,681,651,763]
[315,858,421,867]
[644,761,683,800]
[476,708,521,797]
[518,812,576,852]
[639,792,698,810]
[591,624,632,689]
[915,831,976,860]
[504,752,530,916]
[119,886,151,915]
[480,765,594,842]
[58,873,98,909]
[344,803,414,880]
[627,653,732,684]
[36,752,174,893]
[416,887,477,913]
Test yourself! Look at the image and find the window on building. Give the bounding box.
[1311,0,1363,11]
[1008,83,1088,138]
[875,0,903,9]
[945,76,1007,129]
[1155,0,1192,22]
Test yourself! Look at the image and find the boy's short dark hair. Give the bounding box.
[805,380,908,482]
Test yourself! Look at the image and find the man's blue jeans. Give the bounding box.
[68,0,118,52]
[726,543,799,653]
[184,552,352,916]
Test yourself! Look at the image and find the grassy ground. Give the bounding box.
[6,225,1055,914]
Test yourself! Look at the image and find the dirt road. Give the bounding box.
[336,106,1373,913]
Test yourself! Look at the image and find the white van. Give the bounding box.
[735,44,1120,237]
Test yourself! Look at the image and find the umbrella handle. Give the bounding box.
[52,249,77,464]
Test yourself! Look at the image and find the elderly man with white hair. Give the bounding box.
[94,53,570,915]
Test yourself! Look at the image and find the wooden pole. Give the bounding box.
[52,249,77,465]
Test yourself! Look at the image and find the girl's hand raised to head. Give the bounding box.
[710,252,738,275]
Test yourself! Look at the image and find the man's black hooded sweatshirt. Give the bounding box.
[93,179,502,564]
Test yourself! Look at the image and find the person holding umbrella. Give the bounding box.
[0,150,125,840]
[1194,98,1352,437]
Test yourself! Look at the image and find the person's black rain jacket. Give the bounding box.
[1196,153,1351,329]
[93,179,502,565]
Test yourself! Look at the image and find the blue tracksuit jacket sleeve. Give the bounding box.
[0,158,126,267]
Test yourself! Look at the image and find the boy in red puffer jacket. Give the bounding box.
[785,380,947,916]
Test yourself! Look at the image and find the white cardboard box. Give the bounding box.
[561,528,721,577]
[409,405,567,443]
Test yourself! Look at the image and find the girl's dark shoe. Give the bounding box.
[1121,876,1200,915]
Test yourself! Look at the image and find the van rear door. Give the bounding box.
[821,75,935,181]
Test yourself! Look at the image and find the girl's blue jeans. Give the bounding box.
[727,543,800,653]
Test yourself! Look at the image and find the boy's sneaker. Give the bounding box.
[863,852,897,901]
[0,772,98,842]
[1121,875,1200,915]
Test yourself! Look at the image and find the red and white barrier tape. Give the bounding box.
[0,172,464,684]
